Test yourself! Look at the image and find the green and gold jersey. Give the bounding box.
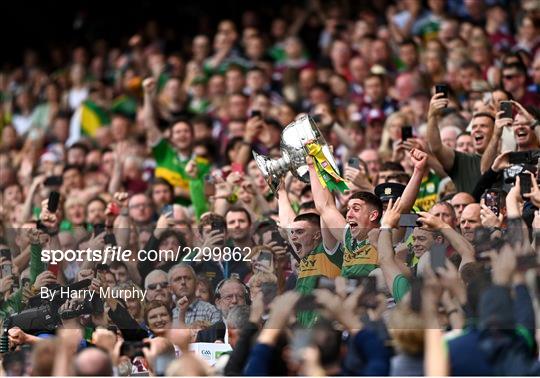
[295,242,343,327]
[295,242,343,295]
[152,139,210,206]
[341,224,378,277]
[414,171,442,212]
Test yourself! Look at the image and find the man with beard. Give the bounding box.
[481,102,540,173]
[427,91,495,193]
[86,197,107,228]
[196,278,248,342]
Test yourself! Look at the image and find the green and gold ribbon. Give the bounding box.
[306,142,349,193]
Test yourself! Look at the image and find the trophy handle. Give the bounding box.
[253,151,282,194]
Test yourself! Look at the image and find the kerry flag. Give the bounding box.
[305,141,348,193]
[68,100,110,145]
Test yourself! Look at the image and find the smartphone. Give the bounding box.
[435,83,448,98]
[271,229,286,245]
[401,126,413,142]
[482,190,500,216]
[348,157,360,169]
[161,204,173,216]
[1,264,12,278]
[47,191,60,212]
[0,249,11,261]
[509,151,532,165]
[398,214,420,227]
[519,173,532,196]
[48,263,59,277]
[312,114,322,123]
[44,175,63,187]
[430,243,447,272]
[211,218,227,234]
[250,110,262,118]
[257,250,273,267]
[500,101,513,119]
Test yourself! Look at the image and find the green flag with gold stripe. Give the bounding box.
[80,100,110,137]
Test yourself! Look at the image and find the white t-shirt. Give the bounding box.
[68,87,89,110]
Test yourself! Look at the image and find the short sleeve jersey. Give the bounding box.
[340,224,378,277]
[295,242,343,295]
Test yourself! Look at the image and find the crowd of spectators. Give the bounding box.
[1,0,540,376]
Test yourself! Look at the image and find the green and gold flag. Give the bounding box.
[80,100,110,137]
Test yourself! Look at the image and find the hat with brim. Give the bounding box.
[374,182,406,202]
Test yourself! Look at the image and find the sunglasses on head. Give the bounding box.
[147,281,168,290]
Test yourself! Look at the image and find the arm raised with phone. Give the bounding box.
[426,92,454,172]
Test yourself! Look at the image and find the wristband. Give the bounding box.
[380,224,393,230]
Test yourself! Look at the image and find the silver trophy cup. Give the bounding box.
[253,115,339,193]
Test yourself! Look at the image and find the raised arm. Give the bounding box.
[277,178,296,229]
[426,93,455,172]
[480,111,509,174]
[21,175,45,223]
[108,142,129,194]
[417,211,476,269]
[306,156,346,246]
[397,148,428,214]
[378,198,408,297]
[142,77,163,146]
[402,138,448,178]
[233,115,264,168]
[332,121,357,151]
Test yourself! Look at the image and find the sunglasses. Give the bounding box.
[147,281,168,290]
